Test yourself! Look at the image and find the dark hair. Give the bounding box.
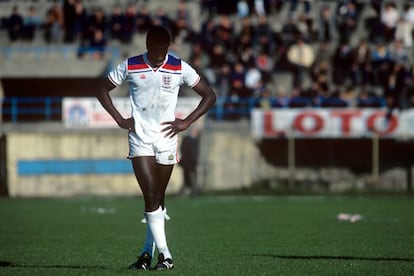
[146,25,171,46]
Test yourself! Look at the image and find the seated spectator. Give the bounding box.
[235,16,255,58]
[280,15,301,48]
[63,0,86,43]
[311,42,332,86]
[395,16,413,48]
[199,16,216,51]
[297,13,314,42]
[136,4,152,34]
[253,15,276,55]
[228,61,248,98]
[254,89,282,109]
[380,1,400,43]
[153,6,172,30]
[356,86,385,107]
[109,4,125,42]
[336,0,358,43]
[22,6,41,42]
[7,5,24,42]
[255,49,274,85]
[85,7,106,43]
[43,3,64,43]
[204,42,231,97]
[403,3,414,25]
[318,4,336,43]
[312,82,331,106]
[351,39,373,86]
[73,0,87,42]
[214,15,235,52]
[287,36,315,89]
[384,62,406,113]
[175,0,193,39]
[237,0,250,19]
[223,61,249,119]
[245,64,263,97]
[274,86,291,107]
[299,80,315,99]
[371,40,393,86]
[389,39,409,67]
[88,29,106,59]
[189,42,209,72]
[340,85,357,107]
[288,87,313,107]
[208,42,228,71]
[332,39,354,87]
[320,89,348,108]
[254,0,267,16]
[123,3,138,43]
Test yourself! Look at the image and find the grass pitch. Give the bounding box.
[0,195,413,275]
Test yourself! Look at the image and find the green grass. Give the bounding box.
[1,195,414,275]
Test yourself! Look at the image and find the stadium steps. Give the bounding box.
[0,55,109,77]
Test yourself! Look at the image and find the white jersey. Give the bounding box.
[108,53,200,143]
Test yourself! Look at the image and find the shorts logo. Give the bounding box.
[161,75,172,89]
[168,154,174,160]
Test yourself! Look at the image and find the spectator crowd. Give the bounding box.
[3,0,414,120]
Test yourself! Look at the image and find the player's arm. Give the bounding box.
[184,79,216,125]
[161,78,216,137]
[96,77,134,130]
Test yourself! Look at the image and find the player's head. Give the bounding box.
[146,25,171,67]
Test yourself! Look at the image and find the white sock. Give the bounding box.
[141,223,155,257]
[145,206,172,260]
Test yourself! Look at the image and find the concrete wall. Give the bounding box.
[200,120,276,191]
[2,120,412,197]
[4,130,187,197]
[2,120,276,197]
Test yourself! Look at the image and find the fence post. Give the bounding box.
[0,135,8,196]
[45,97,52,120]
[11,98,18,123]
[371,131,379,188]
[288,127,295,190]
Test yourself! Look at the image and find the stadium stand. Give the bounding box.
[1,0,414,122]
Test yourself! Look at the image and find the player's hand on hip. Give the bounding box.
[161,119,189,138]
[118,117,135,132]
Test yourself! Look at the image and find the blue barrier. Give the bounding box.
[18,159,132,175]
[1,95,388,123]
[2,97,62,122]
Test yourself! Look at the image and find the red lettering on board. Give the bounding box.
[366,112,398,135]
[263,111,285,136]
[331,110,361,135]
[293,112,323,135]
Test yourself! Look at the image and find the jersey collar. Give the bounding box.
[143,52,168,71]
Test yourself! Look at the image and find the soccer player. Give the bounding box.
[96,25,216,270]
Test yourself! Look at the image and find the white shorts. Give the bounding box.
[127,131,179,165]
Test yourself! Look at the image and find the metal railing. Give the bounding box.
[2,97,62,122]
[1,95,388,123]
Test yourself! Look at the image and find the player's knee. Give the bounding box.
[143,192,161,211]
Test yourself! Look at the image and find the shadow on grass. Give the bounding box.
[0,261,111,270]
[254,254,414,262]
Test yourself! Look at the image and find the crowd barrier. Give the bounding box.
[1,95,389,123]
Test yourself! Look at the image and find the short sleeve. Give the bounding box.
[181,60,201,88]
[107,59,127,86]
